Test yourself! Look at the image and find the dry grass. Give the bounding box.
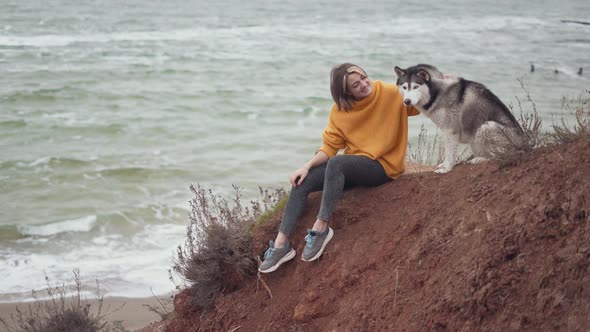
[142,288,172,321]
[0,270,126,332]
[490,78,545,165]
[499,83,588,163]
[252,191,288,228]
[513,78,545,152]
[407,124,444,166]
[552,90,590,143]
[172,184,286,310]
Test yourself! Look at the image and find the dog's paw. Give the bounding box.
[435,162,446,169]
[468,157,488,164]
[434,164,454,174]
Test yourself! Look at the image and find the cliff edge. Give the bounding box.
[145,138,589,332]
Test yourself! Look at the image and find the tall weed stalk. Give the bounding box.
[407,124,444,166]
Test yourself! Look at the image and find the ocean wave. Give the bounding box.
[1,90,57,102]
[1,157,94,170]
[1,202,187,242]
[0,221,185,302]
[556,38,590,46]
[95,166,190,179]
[54,123,127,135]
[16,215,97,237]
[2,86,89,102]
[0,119,26,128]
[0,225,25,241]
[0,16,549,49]
[0,29,209,47]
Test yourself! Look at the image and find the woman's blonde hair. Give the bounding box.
[330,63,369,111]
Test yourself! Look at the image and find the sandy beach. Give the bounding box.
[0,295,169,332]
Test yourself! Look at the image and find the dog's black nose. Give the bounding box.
[404,99,411,105]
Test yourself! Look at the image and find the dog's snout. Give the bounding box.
[403,99,411,105]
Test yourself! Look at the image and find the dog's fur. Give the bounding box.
[394,64,524,173]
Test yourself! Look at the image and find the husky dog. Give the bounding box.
[394,64,524,173]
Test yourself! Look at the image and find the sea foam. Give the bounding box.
[17,215,97,237]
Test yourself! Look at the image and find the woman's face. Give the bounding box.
[346,72,372,100]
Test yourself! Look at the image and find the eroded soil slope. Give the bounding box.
[162,138,589,332]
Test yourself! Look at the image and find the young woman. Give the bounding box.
[259,63,419,273]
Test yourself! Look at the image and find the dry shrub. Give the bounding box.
[486,78,545,166]
[513,78,544,152]
[0,269,125,332]
[173,184,286,310]
[407,124,444,166]
[142,289,172,322]
[552,90,590,143]
[497,82,590,165]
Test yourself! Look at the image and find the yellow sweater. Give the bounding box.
[318,80,419,179]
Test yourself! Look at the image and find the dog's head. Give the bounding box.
[394,64,442,107]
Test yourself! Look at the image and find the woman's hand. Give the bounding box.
[288,150,329,188]
[289,167,309,187]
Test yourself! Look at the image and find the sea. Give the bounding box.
[1,0,588,302]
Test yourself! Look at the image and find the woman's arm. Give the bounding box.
[289,150,329,187]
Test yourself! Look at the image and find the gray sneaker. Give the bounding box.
[301,227,334,262]
[258,240,296,273]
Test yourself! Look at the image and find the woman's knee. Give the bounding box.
[326,155,348,171]
[289,182,312,197]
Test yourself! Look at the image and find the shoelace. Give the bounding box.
[264,241,276,260]
[305,233,317,248]
[263,247,275,260]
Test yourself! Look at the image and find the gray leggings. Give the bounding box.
[278,155,391,236]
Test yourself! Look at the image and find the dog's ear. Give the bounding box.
[417,69,431,82]
[394,66,406,78]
